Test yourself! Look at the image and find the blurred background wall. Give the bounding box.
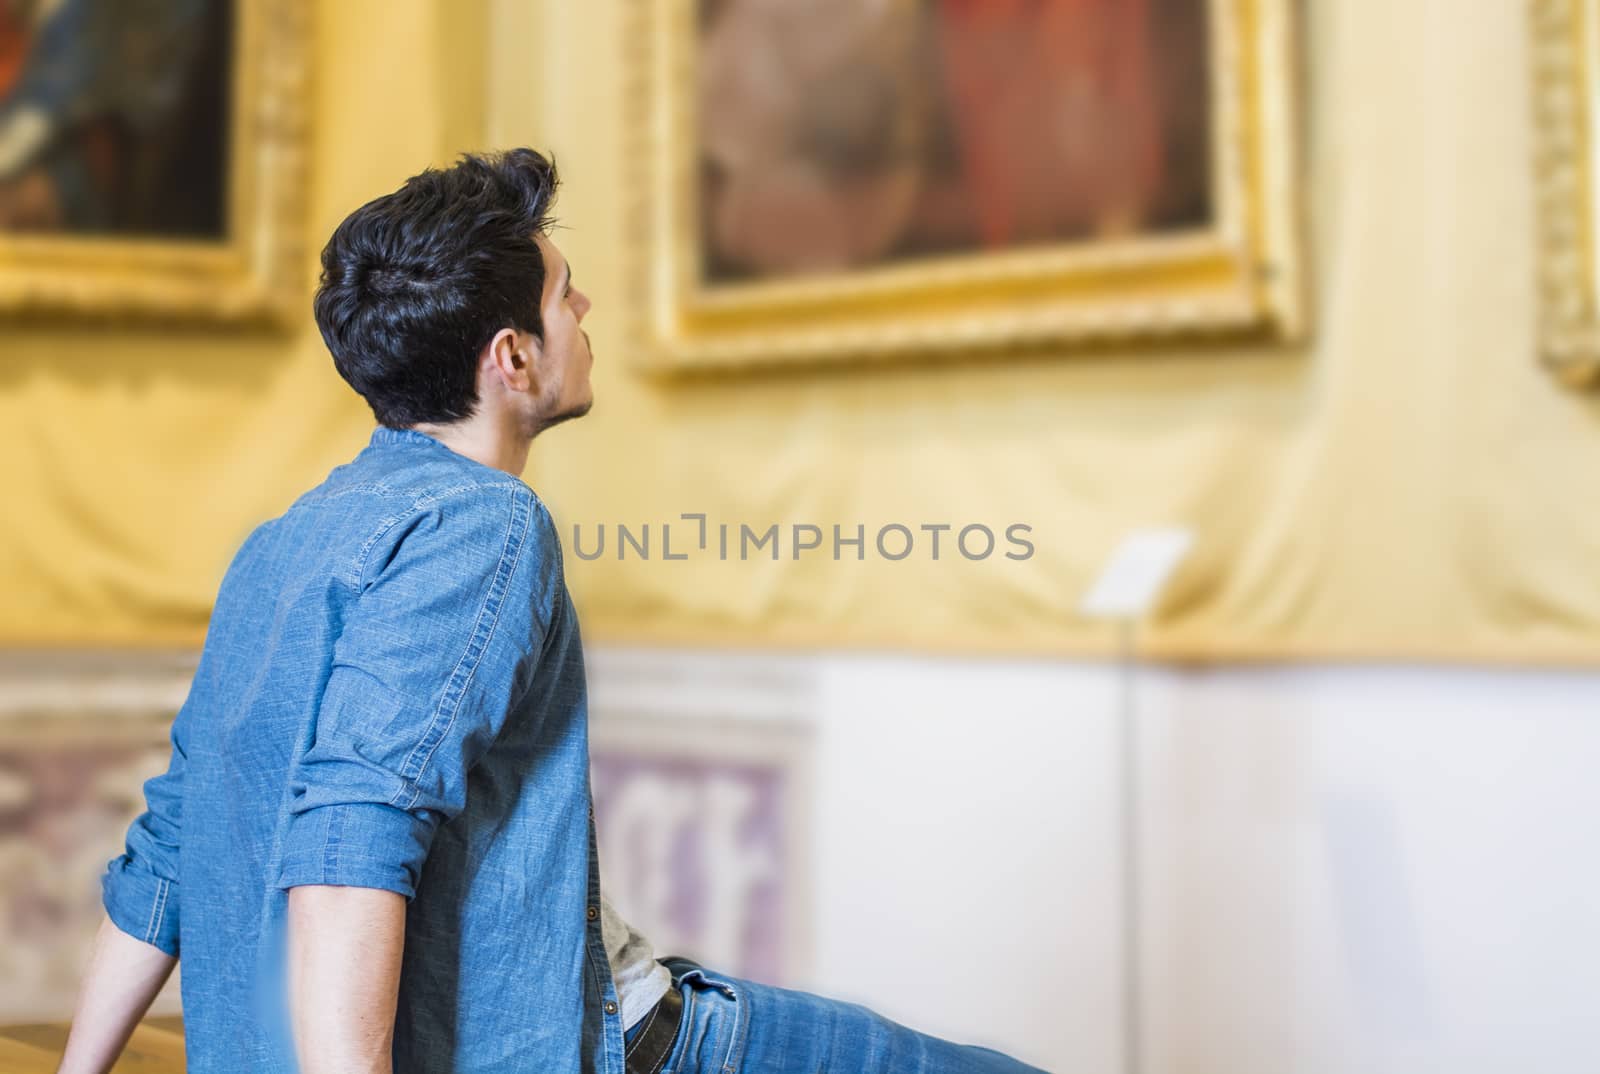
[3,0,1599,661]
[1,1,1597,1072]
[0,0,488,644]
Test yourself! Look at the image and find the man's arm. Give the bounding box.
[61,687,190,1072]
[54,916,177,1074]
[286,885,405,1074]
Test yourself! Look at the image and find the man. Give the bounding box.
[59,149,1050,1073]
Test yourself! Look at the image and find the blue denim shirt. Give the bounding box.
[101,426,626,1074]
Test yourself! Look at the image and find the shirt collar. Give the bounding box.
[368,425,449,452]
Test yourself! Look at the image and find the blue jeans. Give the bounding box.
[628,956,1054,1074]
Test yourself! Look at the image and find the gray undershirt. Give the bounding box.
[600,893,673,1029]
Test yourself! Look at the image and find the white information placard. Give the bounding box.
[1079,527,1195,620]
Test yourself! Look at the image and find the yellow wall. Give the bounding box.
[3,0,1599,664]
[522,0,1600,664]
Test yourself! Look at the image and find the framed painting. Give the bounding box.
[1531,0,1600,386]
[626,0,1304,371]
[0,649,195,1023]
[0,0,309,324]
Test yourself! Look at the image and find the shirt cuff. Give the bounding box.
[272,800,437,901]
[101,856,180,958]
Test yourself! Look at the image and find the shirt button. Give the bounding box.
[604,1001,618,1015]
[586,905,599,921]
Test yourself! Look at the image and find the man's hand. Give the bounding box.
[286,885,405,1074]
[55,915,177,1074]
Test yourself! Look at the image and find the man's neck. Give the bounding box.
[408,416,532,478]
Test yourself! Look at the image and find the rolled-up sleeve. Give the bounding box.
[102,697,189,958]
[272,483,557,901]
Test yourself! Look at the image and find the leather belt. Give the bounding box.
[624,984,684,1074]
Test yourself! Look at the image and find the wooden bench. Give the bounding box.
[0,1017,185,1073]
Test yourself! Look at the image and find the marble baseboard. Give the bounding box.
[0,646,818,1023]
[0,651,195,1023]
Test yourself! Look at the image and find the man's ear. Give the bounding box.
[485,327,537,392]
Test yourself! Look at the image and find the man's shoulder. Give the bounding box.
[224,456,555,596]
[288,452,551,529]
[364,481,559,571]
[316,465,562,584]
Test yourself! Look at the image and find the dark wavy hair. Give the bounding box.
[313,149,561,428]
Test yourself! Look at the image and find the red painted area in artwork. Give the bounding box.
[934,0,1165,246]
[0,6,30,100]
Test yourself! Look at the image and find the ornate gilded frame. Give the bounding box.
[1531,0,1600,386]
[625,0,1303,372]
[0,0,310,325]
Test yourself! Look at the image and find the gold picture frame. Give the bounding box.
[1532,0,1600,386]
[0,0,310,325]
[625,0,1303,372]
